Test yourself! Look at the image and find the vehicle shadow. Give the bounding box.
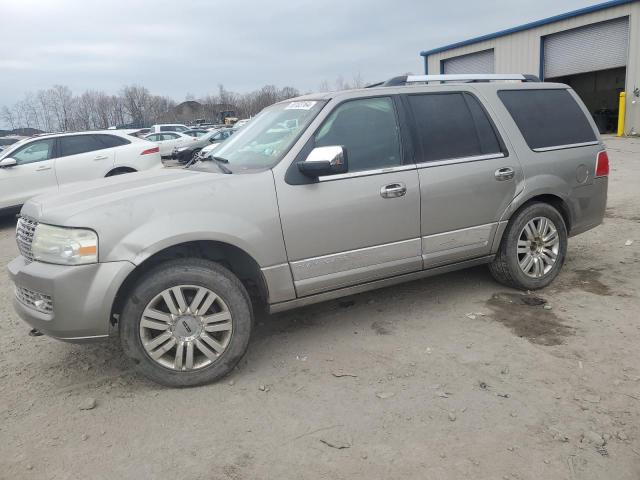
[0,212,18,229]
[44,266,495,391]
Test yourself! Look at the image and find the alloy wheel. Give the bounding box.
[139,285,232,371]
[516,216,560,278]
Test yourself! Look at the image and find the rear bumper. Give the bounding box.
[7,256,135,343]
[568,177,608,237]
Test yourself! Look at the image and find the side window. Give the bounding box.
[407,93,502,163]
[315,97,401,172]
[147,134,160,141]
[160,126,174,132]
[498,89,597,150]
[59,135,105,157]
[163,133,179,140]
[95,134,130,148]
[11,139,56,165]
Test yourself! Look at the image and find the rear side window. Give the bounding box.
[160,126,176,132]
[59,135,105,157]
[498,89,596,150]
[407,92,502,163]
[95,134,130,148]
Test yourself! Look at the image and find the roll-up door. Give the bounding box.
[442,49,495,74]
[544,17,629,79]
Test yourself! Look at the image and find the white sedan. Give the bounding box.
[0,131,163,213]
[144,132,197,158]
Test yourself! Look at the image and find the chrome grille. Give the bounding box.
[16,216,37,262]
[15,286,53,314]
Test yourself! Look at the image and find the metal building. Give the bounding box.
[420,0,640,135]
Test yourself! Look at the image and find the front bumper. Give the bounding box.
[7,256,135,343]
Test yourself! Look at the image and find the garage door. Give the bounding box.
[442,49,495,74]
[544,17,629,79]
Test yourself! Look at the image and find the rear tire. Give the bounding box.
[119,259,253,387]
[489,202,567,290]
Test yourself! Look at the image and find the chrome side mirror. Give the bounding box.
[297,146,348,177]
[0,158,17,168]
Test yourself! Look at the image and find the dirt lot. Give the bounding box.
[1,136,639,480]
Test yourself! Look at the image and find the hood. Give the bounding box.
[21,168,226,225]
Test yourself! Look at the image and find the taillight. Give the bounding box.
[595,150,609,177]
[141,146,159,155]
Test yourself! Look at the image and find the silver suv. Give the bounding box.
[8,74,608,387]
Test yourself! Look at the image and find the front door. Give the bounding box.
[0,138,58,209]
[275,96,422,297]
[404,91,523,267]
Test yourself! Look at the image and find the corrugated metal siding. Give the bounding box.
[425,2,640,132]
[427,3,633,75]
[544,17,629,78]
[442,49,495,74]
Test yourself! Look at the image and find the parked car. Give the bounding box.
[172,128,236,163]
[144,131,196,158]
[148,124,189,133]
[183,129,210,138]
[234,119,251,129]
[0,131,162,214]
[8,74,608,387]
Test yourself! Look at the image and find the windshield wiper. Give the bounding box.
[212,156,232,174]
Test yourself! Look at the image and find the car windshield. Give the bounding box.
[194,100,326,172]
[0,137,34,159]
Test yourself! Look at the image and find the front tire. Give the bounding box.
[119,259,253,387]
[489,202,568,290]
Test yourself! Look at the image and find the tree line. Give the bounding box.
[1,75,367,133]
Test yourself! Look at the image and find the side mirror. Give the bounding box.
[297,146,348,177]
[0,158,17,168]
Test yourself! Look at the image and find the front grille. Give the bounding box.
[16,216,37,262]
[15,286,53,314]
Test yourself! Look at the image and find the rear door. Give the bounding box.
[55,134,115,184]
[405,91,523,267]
[0,138,57,209]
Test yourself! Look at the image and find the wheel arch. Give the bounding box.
[493,193,572,253]
[106,166,137,177]
[110,240,268,327]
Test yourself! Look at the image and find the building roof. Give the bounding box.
[420,0,638,57]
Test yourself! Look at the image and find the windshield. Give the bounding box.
[199,100,326,172]
[0,137,33,159]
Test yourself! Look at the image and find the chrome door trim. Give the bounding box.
[416,153,505,169]
[532,141,600,153]
[422,223,497,267]
[269,255,495,313]
[318,164,416,182]
[290,238,421,281]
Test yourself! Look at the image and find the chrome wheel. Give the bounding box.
[517,217,560,278]
[139,285,232,371]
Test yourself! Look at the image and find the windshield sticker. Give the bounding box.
[285,101,317,110]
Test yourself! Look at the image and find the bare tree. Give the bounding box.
[1,106,16,130]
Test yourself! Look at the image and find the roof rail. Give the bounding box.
[380,74,540,86]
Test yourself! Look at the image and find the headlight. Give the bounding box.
[31,224,98,265]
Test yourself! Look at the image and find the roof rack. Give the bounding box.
[376,74,540,87]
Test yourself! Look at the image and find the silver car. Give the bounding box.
[8,74,608,386]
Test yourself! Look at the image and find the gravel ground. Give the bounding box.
[0,136,639,480]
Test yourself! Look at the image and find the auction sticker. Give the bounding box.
[285,101,317,110]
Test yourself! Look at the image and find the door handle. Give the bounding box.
[380,183,407,199]
[35,166,51,171]
[495,167,515,181]
[93,155,109,161]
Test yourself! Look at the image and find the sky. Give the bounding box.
[0,0,602,106]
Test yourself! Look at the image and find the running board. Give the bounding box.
[268,255,494,314]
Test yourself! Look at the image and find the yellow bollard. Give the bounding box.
[617,91,626,137]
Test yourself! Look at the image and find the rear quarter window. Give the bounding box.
[498,89,596,150]
[95,134,130,148]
